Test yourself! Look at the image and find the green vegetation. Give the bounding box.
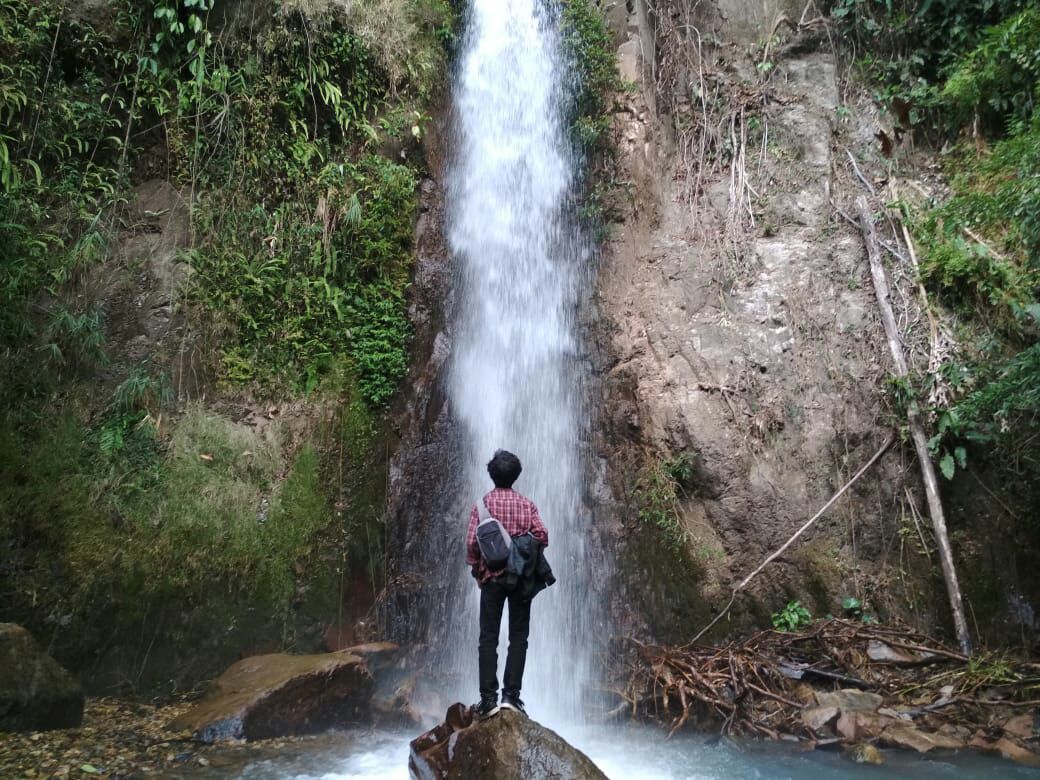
[831,0,1032,131]
[164,1,449,401]
[1,0,453,404]
[634,452,696,550]
[1,371,387,688]
[841,596,876,623]
[771,600,812,632]
[0,0,129,362]
[559,0,621,156]
[628,450,717,643]
[0,0,453,688]
[834,2,1040,484]
[559,0,622,234]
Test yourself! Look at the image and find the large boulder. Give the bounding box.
[409,703,608,780]
[168,643,397,742]
[0,623,84,732]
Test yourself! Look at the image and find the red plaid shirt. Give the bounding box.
[466,487,549,584]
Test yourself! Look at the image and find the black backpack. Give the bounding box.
[475,501,512,570]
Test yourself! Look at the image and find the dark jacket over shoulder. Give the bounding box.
[500,533,556,599]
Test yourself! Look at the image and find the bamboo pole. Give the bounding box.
[856,196,972,656]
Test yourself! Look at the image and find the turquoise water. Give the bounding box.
[159,725,1040,779]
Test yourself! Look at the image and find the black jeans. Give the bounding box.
[478,578,532,701]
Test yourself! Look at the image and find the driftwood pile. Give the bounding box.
[619,619,1040,766]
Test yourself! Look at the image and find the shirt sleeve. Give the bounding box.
[529,503,549,548]
[465,504,481,565]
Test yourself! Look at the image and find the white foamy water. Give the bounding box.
[174,728,1040,780]
[443,0,595,725]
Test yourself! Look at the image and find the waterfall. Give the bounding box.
[445,0,596,724]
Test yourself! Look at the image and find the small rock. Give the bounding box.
[881,724,963,753]
[792,683,817,705]
[815,689,884,713]
[938,723,972,741]
[847,744,884,764]
[801,705,839,732]
[1003,713,1036,739]
[867,640,922,663]
[837,710,892,741]
[877,707,912,722]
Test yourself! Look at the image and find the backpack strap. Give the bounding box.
[477,498,492,521]
[477,495,535,537]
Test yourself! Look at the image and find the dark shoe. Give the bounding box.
[500,694,526,715]
[474,697,499,719]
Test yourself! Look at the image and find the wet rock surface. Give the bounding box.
[0,623,84,732]
[167,643,398,742]
[409,703,608,780]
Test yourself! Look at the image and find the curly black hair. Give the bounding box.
[487,449,522,488]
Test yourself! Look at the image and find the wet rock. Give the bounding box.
[1003,713,1036,739]
[996,737,1040,768]
[996,736,1040,767]
[409,703,608,780]
[167,644,396,741]
[801,704,839,732]
[365,646,445,727]
[836,710,893,742]
[847,743,884,764]
[938,722,973,741]
[880,724,964,753]
[815,689,883,713]
[970,733,1040,768]
[0,624,84,732]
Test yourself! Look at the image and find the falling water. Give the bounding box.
[445,0,595,724]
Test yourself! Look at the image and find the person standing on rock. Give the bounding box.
[466,450,549,718]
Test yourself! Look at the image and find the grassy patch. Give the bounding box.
[560,0,621,157]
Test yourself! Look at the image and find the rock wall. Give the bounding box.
[589,0,943,644]
[379,111,469,667]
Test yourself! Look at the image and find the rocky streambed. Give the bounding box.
[6,622,1040,778]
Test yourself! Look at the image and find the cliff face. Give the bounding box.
[382,0,1040,670]
[590,0,1040,649]
[380,120,468,659]
[379,0,905,659]
[588,0,935,643]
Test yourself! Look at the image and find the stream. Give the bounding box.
[157,725,1040,779]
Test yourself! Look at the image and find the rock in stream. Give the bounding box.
[409,703,608,780]
[168,643,399,742]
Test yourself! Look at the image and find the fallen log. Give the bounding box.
[855,196,972,656]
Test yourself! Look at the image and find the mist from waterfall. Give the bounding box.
[445,0,595,724]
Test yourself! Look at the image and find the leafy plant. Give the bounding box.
[772,600,812,632]
[635,451,698,549]
[560,0,622,157]
[841,596,877,623]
